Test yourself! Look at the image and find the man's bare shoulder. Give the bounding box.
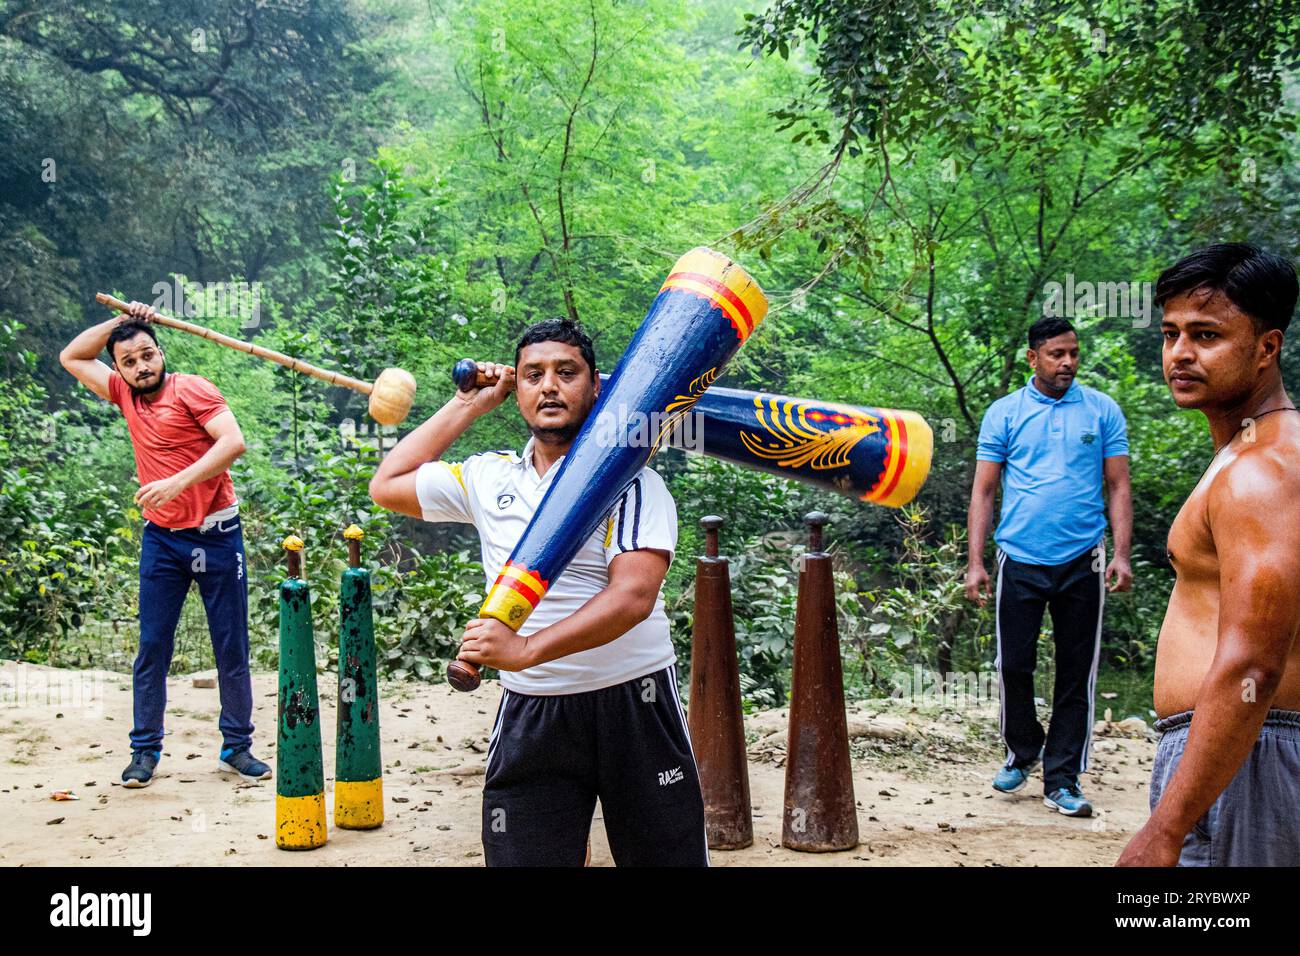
[1210,419,1300,523]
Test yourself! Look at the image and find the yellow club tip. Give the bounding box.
[664,247,768,337]
[343,524,364,540]
[282,535,305,552]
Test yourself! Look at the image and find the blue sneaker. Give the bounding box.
[122,750,161,788]
[1044,785,1093,817]
[992,754,1041,793]
[218,747,272,781]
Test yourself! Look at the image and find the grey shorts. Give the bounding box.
[1150,709,1300,866]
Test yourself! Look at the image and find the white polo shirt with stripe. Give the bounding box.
[414,437,678,695]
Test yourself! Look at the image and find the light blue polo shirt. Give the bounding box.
[976,378,1128,566]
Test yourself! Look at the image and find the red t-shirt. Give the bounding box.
[107,371,238,529]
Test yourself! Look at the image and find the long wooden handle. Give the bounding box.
[96,292,373,396]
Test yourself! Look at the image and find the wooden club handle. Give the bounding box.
[96,292,374,396]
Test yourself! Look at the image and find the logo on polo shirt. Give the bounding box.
[1081,432,1096,445]
[496,494,515,510]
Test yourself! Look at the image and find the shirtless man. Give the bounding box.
[1118,242,1300,867]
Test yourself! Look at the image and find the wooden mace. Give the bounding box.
[95,292,416,425]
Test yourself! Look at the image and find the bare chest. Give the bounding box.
[1166,469,1221,584]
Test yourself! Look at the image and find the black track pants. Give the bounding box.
[995,542,1104,793]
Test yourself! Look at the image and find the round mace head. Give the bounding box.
[282,535,305,552]
[369,367,416,425]
[343,524,364,540]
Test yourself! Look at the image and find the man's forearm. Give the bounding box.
[374,398,478,481]
[524,586,651,667]
[967,492,994,564]
[61,317,120,361]
[172,435,245,489]
[1108,481,1133,560]
[1148,655,1282,837]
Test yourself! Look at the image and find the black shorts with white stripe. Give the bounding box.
[482,665,709,867]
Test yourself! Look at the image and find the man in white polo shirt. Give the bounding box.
[369,318,708,866]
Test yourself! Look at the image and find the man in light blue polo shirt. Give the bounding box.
[966,316,1133,817]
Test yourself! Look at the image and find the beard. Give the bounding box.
[128,366,167,396]
[529,397,594,445]
[529,419,583,445]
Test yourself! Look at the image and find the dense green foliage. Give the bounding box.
[2,0,1298,709]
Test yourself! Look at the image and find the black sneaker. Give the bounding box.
[218,747,272,781]
[122,750,161,788]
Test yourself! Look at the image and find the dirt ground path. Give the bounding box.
[0,660,1155,866]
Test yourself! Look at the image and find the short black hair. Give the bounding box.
[514,317,597,378]
[1155,242,1298,334]
[106,320,159,363]
[1027,317,1076,350]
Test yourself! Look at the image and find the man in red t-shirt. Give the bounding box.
[61,301,272,788]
